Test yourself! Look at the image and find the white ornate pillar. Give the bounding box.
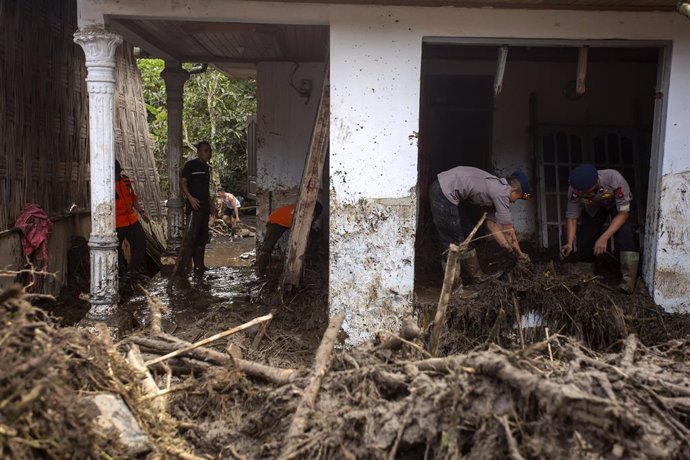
[161,62,189,252]
[74,28,122,321]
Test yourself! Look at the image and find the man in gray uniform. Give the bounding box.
[560,164,638,293]
[429,166,533,296]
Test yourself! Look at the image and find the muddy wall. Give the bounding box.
[255,62,326,241]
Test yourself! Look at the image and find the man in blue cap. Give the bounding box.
[561,164,638,293]
[430,166,533,297]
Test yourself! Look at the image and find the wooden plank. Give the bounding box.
[494,45,508,96]
[281,64,329,289]
[576,46,589,95]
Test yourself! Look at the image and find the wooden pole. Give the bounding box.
[428,244,460,357]
[428,213,487,356]
[494,45,509,96]
[281,63,330,289]
[576,46,589,95]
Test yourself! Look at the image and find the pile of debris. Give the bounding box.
[0,286,194,459]
[431,259,690,355]
[2,269,690,459]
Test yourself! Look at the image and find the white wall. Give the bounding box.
[329,6,690,342]
[255,62,325,237]
[423,59,657,238]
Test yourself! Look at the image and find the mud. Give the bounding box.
[415,254,690,356]
[8,228,690,459]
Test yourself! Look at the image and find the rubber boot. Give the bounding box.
[442,259,478,300]
[618,251,640,294]
[461,249,502,284]
[192,246,208,275]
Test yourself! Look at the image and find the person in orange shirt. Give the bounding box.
[115,160,149,277]
[257,201,322,277]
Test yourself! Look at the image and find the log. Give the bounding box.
[126,345,165,412]
[128,334,298,385]
[281,310,345,458]
[145,314,273,366]
[281,64,330,289]
[138,285,166,335]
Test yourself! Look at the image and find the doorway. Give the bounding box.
[415,40,666,294]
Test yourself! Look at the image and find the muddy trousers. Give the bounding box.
[256,223,288,277]
[116,221,146,274]
[579,207,636,261]
[429,180,482,257]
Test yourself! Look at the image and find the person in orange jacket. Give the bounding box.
[115,160,149,277]
[256,201,322,277]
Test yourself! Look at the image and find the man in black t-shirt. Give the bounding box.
[181,141,215,274]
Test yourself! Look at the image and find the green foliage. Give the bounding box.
[137,59,257,196]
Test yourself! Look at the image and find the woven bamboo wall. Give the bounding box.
[0,0,90,231]
[115,46,164,220]
[0,0,164,232]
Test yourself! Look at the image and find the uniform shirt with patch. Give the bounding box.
[565,169,632,219]
[181,158,211,212]
[437,166,513,225]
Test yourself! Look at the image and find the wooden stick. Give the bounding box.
[545,327,554,363]
[251,310,275,350]
[144,314,273,366]
[494,45,509,96]
[458,212,488,252]
[428,244,460,357]
[508,274,525,349]
[576,46,589,95]
[429,213,488,356]
[281,310,345,458]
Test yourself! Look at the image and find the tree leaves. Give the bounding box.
[137,59,257,196]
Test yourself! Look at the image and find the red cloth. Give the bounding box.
[14,203,53,267]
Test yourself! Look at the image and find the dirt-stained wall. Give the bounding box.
[653,170,690,313]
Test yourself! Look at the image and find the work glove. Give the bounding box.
[501,246,518,262]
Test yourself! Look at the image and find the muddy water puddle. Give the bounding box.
[124,265,264,340]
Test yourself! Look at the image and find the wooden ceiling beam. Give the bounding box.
[244,0,675,11]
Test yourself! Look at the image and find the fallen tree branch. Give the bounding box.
[128,334,298,385]
[281,310,345,458]
[145,314,273,366]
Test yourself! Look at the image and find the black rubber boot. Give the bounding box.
[192,246,208,275]
[461,249,502,284]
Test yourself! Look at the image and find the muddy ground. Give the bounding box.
[5,228,690,459]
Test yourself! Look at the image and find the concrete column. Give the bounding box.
[161,62,189,252]
[74,28,122,321]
